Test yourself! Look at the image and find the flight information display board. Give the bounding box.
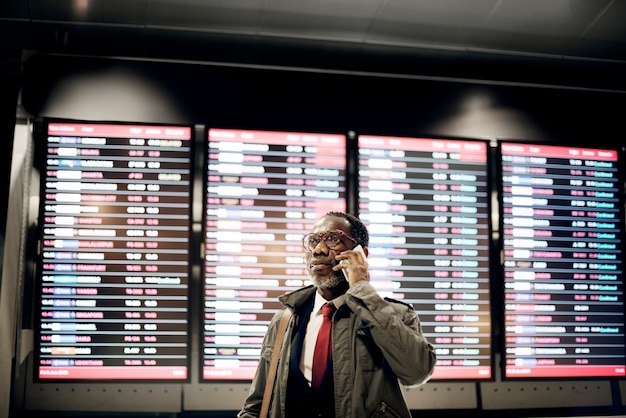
[358,135,493,380]
[500,141,626,379]
[203,128,346,380]
[35,120,192,381]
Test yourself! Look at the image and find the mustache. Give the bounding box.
[310,257,337,267]
[309,258,346,289]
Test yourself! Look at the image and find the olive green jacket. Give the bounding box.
[238,281,436,418]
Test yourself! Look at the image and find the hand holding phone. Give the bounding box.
[339,244,367,283]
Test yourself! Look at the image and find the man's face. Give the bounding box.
[304,215,355,290]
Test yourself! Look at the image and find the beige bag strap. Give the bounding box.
[260,308,292,418]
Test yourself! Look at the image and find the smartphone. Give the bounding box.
[340,245,366,280]
[352,244,366,259]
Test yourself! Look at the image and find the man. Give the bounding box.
[238,211,436,418]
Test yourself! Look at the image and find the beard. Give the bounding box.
[312,268,346,290]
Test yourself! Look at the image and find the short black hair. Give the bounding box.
[325,211,369,248]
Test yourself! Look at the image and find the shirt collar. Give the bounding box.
[313,291,345,314]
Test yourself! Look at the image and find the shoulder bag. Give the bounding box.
[260,308,292,418]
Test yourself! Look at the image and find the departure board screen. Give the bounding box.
[358,135,493,380]
[500,141,626,379]
[203,128,346,380]
[35,120,192,381]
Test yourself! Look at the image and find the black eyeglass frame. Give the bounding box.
[301,229,358,252]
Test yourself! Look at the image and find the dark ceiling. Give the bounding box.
[2,0,626,91]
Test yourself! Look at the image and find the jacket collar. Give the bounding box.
[280,284,347,315]
[279,284,317,311]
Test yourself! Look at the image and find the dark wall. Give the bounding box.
[0,26,22,256]
[18,53,626,149]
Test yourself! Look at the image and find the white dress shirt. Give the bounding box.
[300,291,344,385]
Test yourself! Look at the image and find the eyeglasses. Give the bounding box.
[301,229,357,252]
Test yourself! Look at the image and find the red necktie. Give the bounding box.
[311,303,335,392]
